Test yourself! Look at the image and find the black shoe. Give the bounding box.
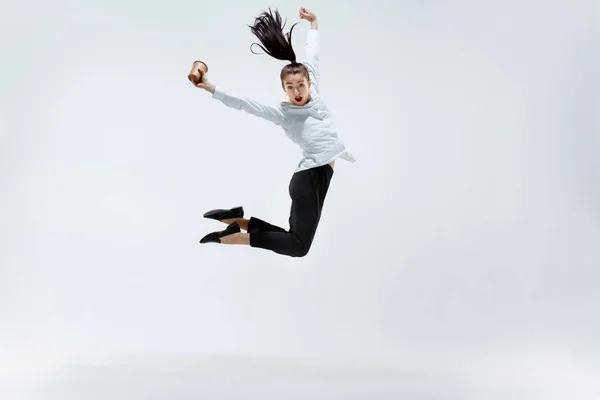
[203,206,244,221]
[199,222,241,244]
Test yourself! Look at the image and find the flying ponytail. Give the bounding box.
[248,7,298,62]
[248,7,309,82]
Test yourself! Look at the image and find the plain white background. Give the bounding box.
[1,0,599,398]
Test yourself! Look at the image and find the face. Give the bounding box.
[282,73,311,106]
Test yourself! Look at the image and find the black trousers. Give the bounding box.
[248,163,334,257]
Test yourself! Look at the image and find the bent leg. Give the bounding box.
[249,165,334,258]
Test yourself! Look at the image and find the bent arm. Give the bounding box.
[211,86,285,126]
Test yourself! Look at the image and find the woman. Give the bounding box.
[195,7,355,258]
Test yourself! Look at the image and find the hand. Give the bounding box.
[193,71,214,93]
[299,7,317,23]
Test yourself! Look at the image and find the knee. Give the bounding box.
[290,238,310,258]
[293,247,310,258]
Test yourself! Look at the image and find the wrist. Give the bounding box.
[311,19,318,29]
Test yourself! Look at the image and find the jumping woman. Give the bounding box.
[195,7,355,258]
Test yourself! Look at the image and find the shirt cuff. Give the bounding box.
[212,86,225,100]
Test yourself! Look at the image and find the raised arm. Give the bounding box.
[195,76,285,126]
[299,8,320,89]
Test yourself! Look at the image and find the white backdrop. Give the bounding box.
[1,0,599,398]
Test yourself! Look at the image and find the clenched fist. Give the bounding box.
[299,7,317,23]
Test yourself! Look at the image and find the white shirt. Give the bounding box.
[211,28,356,172]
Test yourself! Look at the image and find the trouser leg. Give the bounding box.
[248,164,334,257]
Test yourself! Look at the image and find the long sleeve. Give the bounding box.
[212,86,285,126]
[303,28,320,92]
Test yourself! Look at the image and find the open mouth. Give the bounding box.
[294,96,303,102]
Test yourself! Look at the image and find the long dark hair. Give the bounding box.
[248,7,309,82]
